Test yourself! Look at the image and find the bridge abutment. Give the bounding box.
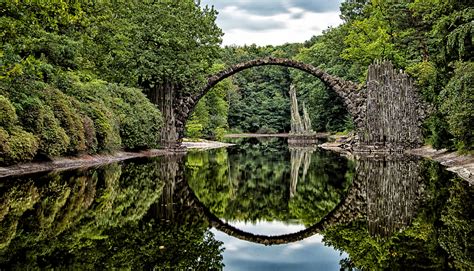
[354,61,426,152]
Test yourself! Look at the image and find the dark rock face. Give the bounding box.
[172,58,425,151]
[354,61,426,151]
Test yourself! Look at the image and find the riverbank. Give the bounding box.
[0,149,176,179]
[319,141,474,185]
[0,139,236,178]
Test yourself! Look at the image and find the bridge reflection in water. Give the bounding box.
[0,140,471,269]
[180,147,424,245]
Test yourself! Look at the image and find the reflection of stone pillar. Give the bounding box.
[355,154,422,237]
[289,146,317,198]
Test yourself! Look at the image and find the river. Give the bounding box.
[0,138,472,270]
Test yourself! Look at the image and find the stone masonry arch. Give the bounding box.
[170,59,425,151]
[174,57,362,140]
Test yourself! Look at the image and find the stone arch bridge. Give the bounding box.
[165,57,426,151]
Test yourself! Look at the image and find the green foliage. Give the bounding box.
[186,123,204,139]
[81,101,121,152]
[0,127,39,165]
[41,87,87,153]
[223,45,294,133]
[83,0,223,90]
[0,158,223,269]
[440,62,474,151]
[0,95,40,165]
[0,95,17,128]
[37,106,70,156]
[1,0,223,164]
[293,26,359,132]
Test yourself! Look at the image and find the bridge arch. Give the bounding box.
[194,57,358,104]
[171,59,425,151]
[174,57,361,139]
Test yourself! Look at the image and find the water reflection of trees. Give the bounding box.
[0,156,224,270]
[186,143,473,269]
[323,157,474,270]
[2,141,471,270]
[186,138,354,226]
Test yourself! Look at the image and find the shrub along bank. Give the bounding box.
[0,76,163,166]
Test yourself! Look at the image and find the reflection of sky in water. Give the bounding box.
[212,221,347,271]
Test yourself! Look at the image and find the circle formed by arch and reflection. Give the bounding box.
[183,178,361,246]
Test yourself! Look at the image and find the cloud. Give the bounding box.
[202,0,342,17]
[200,0,344,46]
[202,1,287,16]
[290,11,305,20]
[217,7,286,32]
[291,0,341,13]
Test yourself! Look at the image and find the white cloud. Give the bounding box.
[201,0,343,46]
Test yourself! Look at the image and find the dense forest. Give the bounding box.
[188,0,473,152]
[0,1,222,165]
[1,0,472,166]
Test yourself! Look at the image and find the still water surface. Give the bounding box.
[0,138,472,270]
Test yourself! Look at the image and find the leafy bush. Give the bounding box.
[186,123,204,139]
[0,95,17,128]
[41,87,87,154]
[0,127,39,165]
[38,108,70,156]
[65,79,163,150]
[81,102,121,152]
[82,115,98,152]
[440,62,474,152]
[108,85,162,150]
[17,97,70,156]
[214,127,226,141]
[0,128,11,163]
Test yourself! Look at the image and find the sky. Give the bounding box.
[211,221,347,271]
[200,0,344,46]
